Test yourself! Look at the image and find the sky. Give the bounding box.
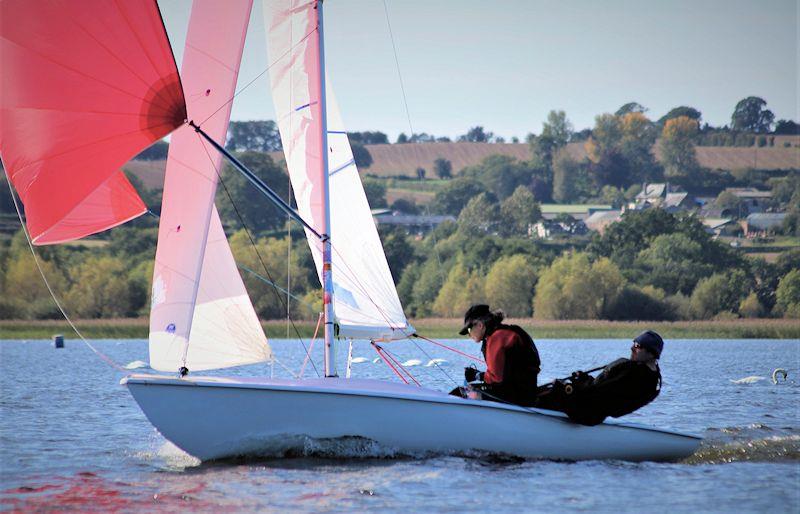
[157,0,799,142]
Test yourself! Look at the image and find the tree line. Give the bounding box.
[2,206,799,321]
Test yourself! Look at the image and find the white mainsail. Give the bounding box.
[149,0,271,371]
[264,0,412,341]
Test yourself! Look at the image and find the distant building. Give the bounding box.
[632,183,697,213]
[724,188,773,214]
[745,213,786,236]
[584,210,622,234]
[539,204,614,221]
[533,218,587,239]
[701,217,739,237]
[373,211,455,236]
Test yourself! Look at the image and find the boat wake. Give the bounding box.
[684,424,800,464]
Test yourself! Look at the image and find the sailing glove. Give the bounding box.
[464,366,482,382]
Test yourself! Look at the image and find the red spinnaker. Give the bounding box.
[0,0,186,244]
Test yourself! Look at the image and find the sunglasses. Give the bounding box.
[467,321,482,334]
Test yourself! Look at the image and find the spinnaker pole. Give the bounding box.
[316,0,337,377]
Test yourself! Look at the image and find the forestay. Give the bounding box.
[263,0,412,341]
[149,0,270,371]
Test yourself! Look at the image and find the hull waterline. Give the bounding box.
[123,374,701,462]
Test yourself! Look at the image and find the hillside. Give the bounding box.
[124,140,800,188]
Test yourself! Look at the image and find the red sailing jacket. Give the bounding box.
[480,324,541,404]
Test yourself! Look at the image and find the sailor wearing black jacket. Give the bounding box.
[537,330,663,426]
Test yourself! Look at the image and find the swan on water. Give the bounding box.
[771,368,788,384]
[730,376,766,384]
[425,358,448,367]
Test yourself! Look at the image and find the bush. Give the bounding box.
[0,297,26,319]
[605,286,676,321]
[484,255,537,317]
[690,271,751,319]
[533,253,625,319]
[775,269,800,318]
[738,292,765,318]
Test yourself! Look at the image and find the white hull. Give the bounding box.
[123,374,700,462]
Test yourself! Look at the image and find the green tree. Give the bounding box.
[390,198,419,214]
[361,178,388,208]
[2,250,68,319]
[738,292,765,318]
[585,113,634,187]
[616,102,647,116]
[433,177,485,215]
[660,116,700,184]
[484,255,537,317]
[65,256,143,318]
[347,131,389,144]
[458,126,493,143]
[457,193,499,234]
[605,285,677,321]
[731,96,775,133]
[350,142,373,169]
[433,158,453,179]
[634,233,714,295]
[774,119,800,135]
[588,208,744,278]
[410,258,446,316]
[379,226,415,280]
[529,110,573,168]
[461,155,534,201]
[619,112,660,181]
[775,269,800,318]
[0,175,15,215]
[689,270,751,319]
[396,133,409,144]
[216,152,289,232]
[597,185,627,208]
[552,149,592,202]
[432,259,485,317]
[226,120,282,152]
[229,232,314,320]
[500,186,541,236]
[533,252,625,319]
[134,140,169,160]
[657,106,702,126]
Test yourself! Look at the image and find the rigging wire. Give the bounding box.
[382,0,415,137]
[412,333,485,364]
[195,132,321,378]
[198,25,318,127]
[3,170,125,373]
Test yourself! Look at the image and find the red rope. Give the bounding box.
[372,344,408,384]
[299,312,323,377]
[412,333,485,364]
[379,346,421,386]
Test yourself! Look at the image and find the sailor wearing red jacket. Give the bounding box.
[459,304,541,406]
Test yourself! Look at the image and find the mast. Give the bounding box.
[317,0,337,377]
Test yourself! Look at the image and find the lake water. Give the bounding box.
[1,337,798,512]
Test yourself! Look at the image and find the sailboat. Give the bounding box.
[1,0,700,462]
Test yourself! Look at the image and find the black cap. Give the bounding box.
[459,304,491,335]
[633,330,664,358]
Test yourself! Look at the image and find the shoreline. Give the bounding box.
[1,318,798,340]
